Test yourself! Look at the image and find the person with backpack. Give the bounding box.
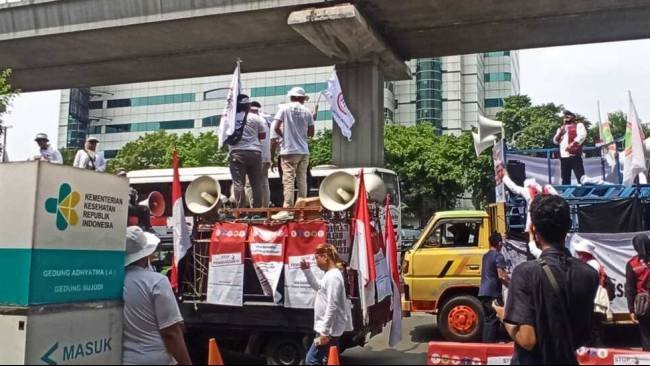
[493,195,599,365]
[502,170,559,258]
[572,238,615,346]
[226,94,267,208]
[626,234,650,351]
[73,136,106,172]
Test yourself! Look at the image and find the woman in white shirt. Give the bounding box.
[300,244,350,365]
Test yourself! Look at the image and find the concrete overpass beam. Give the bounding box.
[289,3,407,167]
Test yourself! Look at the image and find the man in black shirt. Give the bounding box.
[494,195,599,365]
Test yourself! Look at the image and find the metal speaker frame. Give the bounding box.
[185,176,221,215]
[473,132,497,157]
[138,191,166,217]
[478,114,504,142]
[319,171,360,212]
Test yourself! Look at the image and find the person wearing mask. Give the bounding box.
[299,244,351,365]
[73,136,106,172]
[226,94,266,209]
[626,234,650,351]
[30,133,63,164]
[553,110,587,185]
[573,238,614,346]
[122,226,192,365]
[479,232,510,343]
[502,169,559,259]
[271,87,315,220]
[494,195,598,365]
[244,101,272,208]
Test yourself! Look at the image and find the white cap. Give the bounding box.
[287,87,310,101]
[125,226,161,266]
[572,237,596,255]
[35,133,49,142]
[87,136,99,143]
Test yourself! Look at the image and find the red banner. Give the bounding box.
[207,223,248,306]
[248,224,287,302]
[284,221,328,309]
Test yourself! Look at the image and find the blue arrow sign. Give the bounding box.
[41,342,58,365]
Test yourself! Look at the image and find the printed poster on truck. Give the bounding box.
[327,221,351,264]
[207,223,248,307]
[284,221,327,309]
[372,225,392,302]
[248,224,287,303]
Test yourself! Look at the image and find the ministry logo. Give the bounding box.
[45,183,80,231]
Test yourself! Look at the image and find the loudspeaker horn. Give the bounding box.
[644,137,650,156]
[364,173,387,203]
[319,171,359,212]
[478,114,504,142]
[473,132,497,157]
[185,176,221,215]
[139,191,166,217]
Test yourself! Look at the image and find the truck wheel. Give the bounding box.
[438,295,484,342]
[265,336,306,365]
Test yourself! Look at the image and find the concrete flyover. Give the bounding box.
[3,0,650,167]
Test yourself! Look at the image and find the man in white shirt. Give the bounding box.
[122,226,192,365]
[553,110,587,185]
[271,87,315,220]
[245,101,272,208]
[30,133,63,164]
[73,136,106,172]
[226,95,267,208]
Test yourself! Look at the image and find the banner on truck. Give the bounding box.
[327,221,352,264]
[372,225,392,303]
[284,221,327,309]
[248,224,287,303]
[207,223,248,307]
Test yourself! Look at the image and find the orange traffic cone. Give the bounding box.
[208,338,224,365]
[327,345,340,366]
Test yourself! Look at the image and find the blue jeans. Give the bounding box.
[305,337,340,365]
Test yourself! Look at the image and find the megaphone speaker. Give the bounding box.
[478,114,504,142]
[364,173,387,203]
[185,176,221,215]
[139,191,166,217]
[473,132,496,157]
[319,171,359,212]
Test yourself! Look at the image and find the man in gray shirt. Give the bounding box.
[123,226,192,365]
[226,94,267,208]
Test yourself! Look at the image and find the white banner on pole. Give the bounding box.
[323,71,355,141]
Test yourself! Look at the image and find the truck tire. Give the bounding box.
[438,295,484,342]
[264,336,306,365]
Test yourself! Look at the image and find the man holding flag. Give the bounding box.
[170,149,192,293]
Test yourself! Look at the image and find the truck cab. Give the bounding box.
[401,210,491,342]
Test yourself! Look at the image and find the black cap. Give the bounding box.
[563,110,576,118]
[251,101,262,108]
[237,94,251,104]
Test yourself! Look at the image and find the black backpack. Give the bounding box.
[225,112,248,146]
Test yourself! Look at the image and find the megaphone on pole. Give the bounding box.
[473,132,497,157]
[185,176,221,215]
[319,171,359,212]
[138,191,166,217]
[364,173,387,204]
[478,114,504,142]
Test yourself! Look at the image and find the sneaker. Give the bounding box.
[271,211,293,221]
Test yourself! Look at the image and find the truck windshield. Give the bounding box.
[422,220,482,249]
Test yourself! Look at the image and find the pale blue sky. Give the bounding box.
[4,39,650,160]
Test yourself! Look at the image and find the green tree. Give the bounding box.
[607,111,627,140]
[59,148,77,166]
[309,129,333,166]
[107,130,228,172]
[0,69,19,150]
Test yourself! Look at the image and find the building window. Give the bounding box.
[89,101,104,110]
[204,88,229,101]
[88,125,103,134]
[107,93,195,108]
[484,51,510,57]
[485,98,505,108]
[202,116,221,127]
[106,124,131,133]
[159,120,194,130]
[107,99,131,108]
[104,150,119,159]
[251,83,327,98]
[484,72,512,82]
[316,110,332,121]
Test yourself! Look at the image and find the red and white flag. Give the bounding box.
[170,149,192,292]
[350,170,377,323]
[385,195,402,347]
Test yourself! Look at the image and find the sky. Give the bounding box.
[3,39,650,161]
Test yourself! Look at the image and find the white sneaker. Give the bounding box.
[271,211,293,221]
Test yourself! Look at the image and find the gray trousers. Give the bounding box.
[246,162,271,208]
[229,150,263,208]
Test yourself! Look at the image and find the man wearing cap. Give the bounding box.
[245,101,272,208]
[30,133,63,164]
[225,94,266,208]
[553,110,586,185]
[73,136,107,172]
[271,87,315,220]
[123,226,192,365]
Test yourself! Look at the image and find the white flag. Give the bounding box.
[218,62,241,147]
[623,92,646,185]
[323,71,355,141]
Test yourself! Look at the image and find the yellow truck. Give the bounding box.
[401,205,506,342]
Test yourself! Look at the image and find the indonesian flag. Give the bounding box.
[385,195,402,347]
[623,92,647,185]
[170,149,192,292]
[350,171,377,323]
[218,61,241,147]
